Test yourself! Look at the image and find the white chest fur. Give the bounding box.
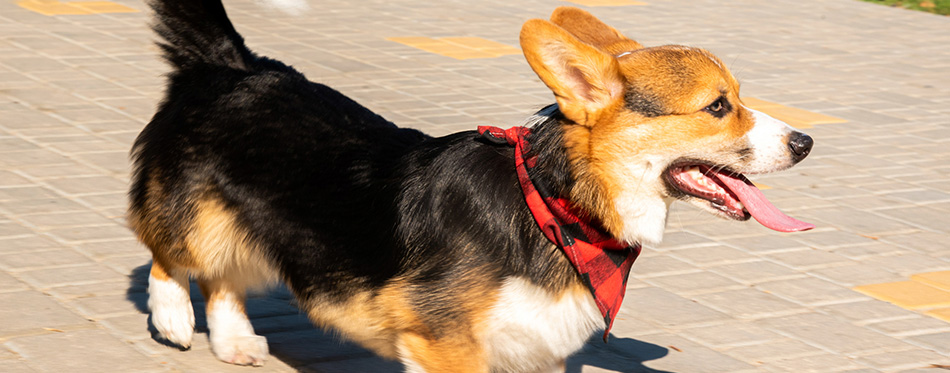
[485,277,602,373]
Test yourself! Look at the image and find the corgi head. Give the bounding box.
[521,7,814,246]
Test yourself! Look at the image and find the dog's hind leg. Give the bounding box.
[148,260,195,348]
[198,278,269,366]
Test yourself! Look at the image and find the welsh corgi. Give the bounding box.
[129,1,814,372]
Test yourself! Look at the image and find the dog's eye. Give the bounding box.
[703,97,730,118]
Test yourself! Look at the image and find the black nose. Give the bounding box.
[788,132,813,162]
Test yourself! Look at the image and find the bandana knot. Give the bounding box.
[477,125,641,342]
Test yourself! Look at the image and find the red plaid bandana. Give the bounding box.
[477,125,641,341]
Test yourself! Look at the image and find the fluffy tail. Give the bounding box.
[150,0,253,71]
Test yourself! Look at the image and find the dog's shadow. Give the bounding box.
[566,336,671,373]
[128,263,669,372]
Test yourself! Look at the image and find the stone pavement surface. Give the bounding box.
[1,0,949,371]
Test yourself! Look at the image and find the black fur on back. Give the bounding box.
[133,0,584,337]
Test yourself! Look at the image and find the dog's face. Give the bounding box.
[521,7,813,245]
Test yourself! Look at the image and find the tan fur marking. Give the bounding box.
[199,278,247,314]
[300,274,498,368]
[149,260,173,282]
[303,284,410,359]
[184,196,279,289]
[129,169,195,269]
[400,331,488,373]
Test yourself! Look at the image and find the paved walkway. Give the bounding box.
[2,0,950,371]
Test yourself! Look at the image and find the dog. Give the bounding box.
[128,0,814,371]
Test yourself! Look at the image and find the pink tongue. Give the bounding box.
[712,172,815,232]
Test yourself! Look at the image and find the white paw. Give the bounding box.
[148,274,195,348]
[150,305,195,348]
[211,334,269,366]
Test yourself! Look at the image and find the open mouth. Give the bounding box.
[665,163,814,232]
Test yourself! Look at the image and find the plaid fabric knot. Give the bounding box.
[477,125,641,341]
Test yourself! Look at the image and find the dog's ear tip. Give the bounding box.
[550,5,586,19]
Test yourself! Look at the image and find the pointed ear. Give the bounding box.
[520,19,624,126]
[549,6,643,54]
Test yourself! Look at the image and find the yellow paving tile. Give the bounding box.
[743,97,847,129]
[385,37,442,46]
[18,0,137,15]
[911,271,950,291]
[926,308,950,323]
[854,281,950,310]
[387,37,519,60]
[562,0,648,6]
[444,51,500,59]
[441,37,510,49]
[741,97,783,109]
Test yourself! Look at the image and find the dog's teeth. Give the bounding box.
[736,201,745,210]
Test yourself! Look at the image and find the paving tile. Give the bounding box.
[562,0,648,6]
[627,254,697,277]
[911,271,950,291]
[760,352,870,372]
[46,224,132,242]
[854,281,950,310]
[0,236,61,255]
[907,332,950,354]
[0,360,39,373]
[0,249,92,270]
[720,234,810,254]
[46,279,144,301]
[709,261,805,285]
[620,287,730,328]
[641,271,743,295]
[879,206,950,233]
[766,249,855,270]
[756,277,867,306]
[809,263,907,287]
[632,334,755,373]
[756,313,913,355]
[0,222,32,239]
[669,245,757,267]
[0,290,90,337]
[15,211,116,229]
[820,300,919,324]
[832,242,906,260]
[654,231,716,250]
[44,176,127,195]
[862,253,950,277]
[96,312,149,340]
[73,239,145,259]
[0,271,28,293]
[858,348,950,371]
[17,263,126,288]
[7,329,161,373]
[867,316,950,337]
[680,322,781,349]
[723,338,824,364]
[925,308,950,323]
[693,288,807,319]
